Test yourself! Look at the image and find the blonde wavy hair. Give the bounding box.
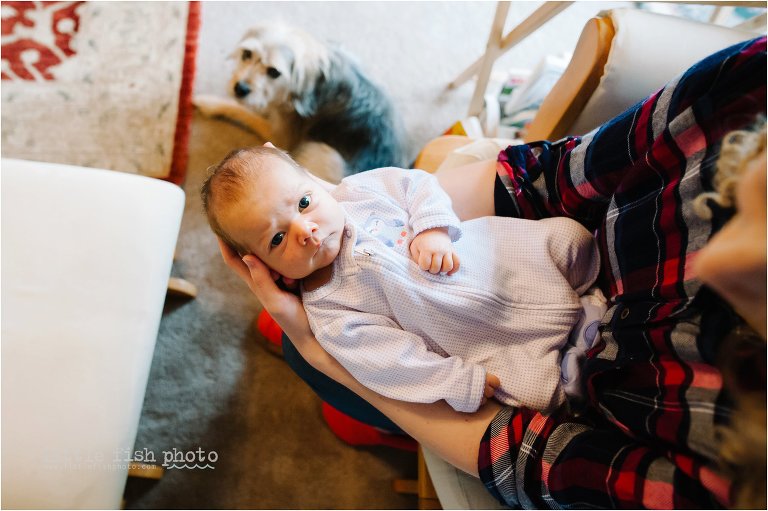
[696,118,767,509]
[694,118,766,218]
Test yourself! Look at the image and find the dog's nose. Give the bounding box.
[234,81,251,98]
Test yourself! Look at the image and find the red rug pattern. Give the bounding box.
[1,2,199,184]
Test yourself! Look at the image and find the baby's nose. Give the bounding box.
[297,220,320,245]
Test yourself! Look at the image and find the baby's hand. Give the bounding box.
[409,227,460,275]
[482,373,500,405]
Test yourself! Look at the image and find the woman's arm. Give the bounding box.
[219,239,501,476]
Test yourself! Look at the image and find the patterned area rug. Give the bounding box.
[1,1,199,184]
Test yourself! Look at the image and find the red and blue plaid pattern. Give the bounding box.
[481,36,766,509]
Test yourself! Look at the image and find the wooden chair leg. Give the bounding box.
[392,478,418,495]
[393,446,442,509]
[123,462,164,509]
[416,446,441,509]
[127,461,165,480]
[167,249,198,299]
[167,277,198,298]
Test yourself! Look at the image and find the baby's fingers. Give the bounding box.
[447,253,460,276]
[441,253,461,275]
[429,253,444,274]
[484,373,500,399]
[418,252,433,272]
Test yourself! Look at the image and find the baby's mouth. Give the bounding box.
[315,230,338,253]
[312,234,326,253]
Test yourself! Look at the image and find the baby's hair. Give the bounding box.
[200,145,303,256]
[694,117,766,219]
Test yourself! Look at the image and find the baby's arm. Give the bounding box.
[409,227,461,275]
[309,308,487,412]
[342,167,463,243]
[371,168,462,275]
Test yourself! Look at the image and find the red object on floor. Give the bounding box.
[256,309,284,349]
[321,401,417,452]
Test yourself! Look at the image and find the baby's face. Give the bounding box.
[218,159,346,280]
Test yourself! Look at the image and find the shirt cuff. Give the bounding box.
[412,214,462,242]
[445,364,486,413]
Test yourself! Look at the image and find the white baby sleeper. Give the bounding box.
[302,168,602,413]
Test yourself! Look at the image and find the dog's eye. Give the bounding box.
[266,67,281,79]
[241,49,252,61]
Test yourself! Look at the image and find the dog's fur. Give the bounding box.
[194,23,407,182]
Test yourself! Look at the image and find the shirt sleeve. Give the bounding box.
[478,406,731,509]
[342,167,462,241]
[312,307,486,413]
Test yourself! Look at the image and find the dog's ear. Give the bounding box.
[292,91,318,118]
[288,51,318,117]
[232,27,266,61]
[289,48,328,118]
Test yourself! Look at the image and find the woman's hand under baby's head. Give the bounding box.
[218,239,312,343]
[262,262,299,293]
[240,251,299,291]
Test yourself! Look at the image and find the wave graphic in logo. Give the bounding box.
[166,463,216,470]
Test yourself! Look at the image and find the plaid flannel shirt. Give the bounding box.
[479,37,766,509]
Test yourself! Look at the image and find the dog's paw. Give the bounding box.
[192,94,229,118]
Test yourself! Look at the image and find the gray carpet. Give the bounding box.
[127,2,624,508]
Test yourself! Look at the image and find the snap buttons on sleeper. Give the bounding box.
[620,308,630,320]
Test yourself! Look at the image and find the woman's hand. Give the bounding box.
[217,238,312,343]
[218,238,354,385]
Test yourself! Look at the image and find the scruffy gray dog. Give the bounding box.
[194,22,407,182]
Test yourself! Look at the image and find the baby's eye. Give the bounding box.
[270,232,285,247]
[298,194,311,211]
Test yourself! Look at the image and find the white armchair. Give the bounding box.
[2,159,185,508]
[526,7,758,141]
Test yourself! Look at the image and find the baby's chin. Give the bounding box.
[304,234,343,279]
[283,252,339,281]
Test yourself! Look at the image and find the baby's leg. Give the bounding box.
[436,158,497,222]
[569,287,607,350]
[561,287,608,401]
